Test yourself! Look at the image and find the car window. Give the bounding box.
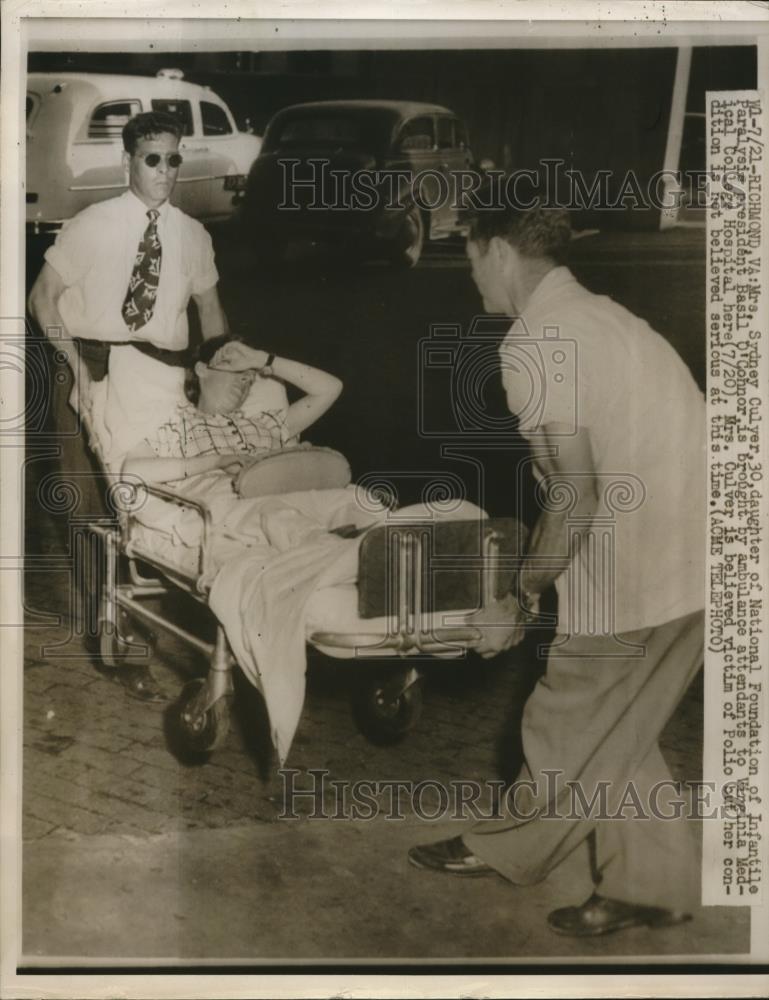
[87,100,141,139]
[151,98,194,136]
[201,100,233,136]
[454,119,468,150]
[398,117,435,152]
[436,117,455,150]
[276,116,361,146]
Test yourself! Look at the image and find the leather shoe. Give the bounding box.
[408,836,494,877]
[547,893,692,937]
[116,664,168,703]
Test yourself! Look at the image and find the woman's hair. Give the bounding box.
[122,111,184,155]
[184,333,244,405]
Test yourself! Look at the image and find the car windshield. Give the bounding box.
[275,115,363,147]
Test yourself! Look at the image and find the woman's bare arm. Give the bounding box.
[211,341,343,439]
[270,356,343,438]
[121,442,243,484]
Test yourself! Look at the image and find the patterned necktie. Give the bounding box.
[122,208,162,332]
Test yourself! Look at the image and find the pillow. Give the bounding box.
[240,375,289,419]
[235,446,352,498]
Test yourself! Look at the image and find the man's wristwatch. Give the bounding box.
[260,352,276,377]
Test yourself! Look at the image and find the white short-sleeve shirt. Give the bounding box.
[500,266,706,636]
[45,190,218,351]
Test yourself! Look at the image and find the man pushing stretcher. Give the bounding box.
[408,191,706,938]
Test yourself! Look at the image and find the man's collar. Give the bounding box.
[124,188,171,222]
[522,266,575,316]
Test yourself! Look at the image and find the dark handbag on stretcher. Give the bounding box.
[356,517,529,620]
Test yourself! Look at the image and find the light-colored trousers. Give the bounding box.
[464,610,704,910]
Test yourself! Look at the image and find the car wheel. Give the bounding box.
[389,204,425,268]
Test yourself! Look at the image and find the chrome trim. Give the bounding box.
[68,182,126,193]
[122,545,204,598]
[126,557,165,590]
[397,532,409,634]
[124,583,168,598]
[309,625,482,653]
[482,529,500,607]
[412,531,423,636]
[68,176,212,192]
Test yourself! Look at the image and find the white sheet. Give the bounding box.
[127,480,486,764]
[207,488,388,763]
[208,495,486,763]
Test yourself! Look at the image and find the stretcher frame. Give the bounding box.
[89,477,526,754]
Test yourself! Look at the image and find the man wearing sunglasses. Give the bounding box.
[28,110,230,700]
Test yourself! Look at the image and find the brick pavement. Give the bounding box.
[19,477,751,963]
[23,590,748,963]
[21,507,706,842]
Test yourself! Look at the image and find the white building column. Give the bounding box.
[660,45,693,230]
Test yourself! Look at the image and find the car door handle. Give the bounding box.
[185,146,210,153]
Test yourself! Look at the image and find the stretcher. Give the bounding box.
[82,410,529,759]
[88,481,530,758]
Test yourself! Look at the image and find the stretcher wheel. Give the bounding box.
[98,620,130,668]
[171,678,231,756]
[352,667,423,745]
[97,610,155,668]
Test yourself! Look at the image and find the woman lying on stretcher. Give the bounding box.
[116,338,519,756]
[119,335,377,574]
[121,335,343,485]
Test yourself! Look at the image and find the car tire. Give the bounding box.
[389,204,426,268]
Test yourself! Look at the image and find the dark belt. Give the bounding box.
[75,338,190,369]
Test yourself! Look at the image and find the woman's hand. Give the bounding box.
[212,341,270,373]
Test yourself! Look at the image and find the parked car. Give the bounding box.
[242,100,475,267]
[26,69,262,234]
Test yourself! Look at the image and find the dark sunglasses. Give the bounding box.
[137,152,183,168]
